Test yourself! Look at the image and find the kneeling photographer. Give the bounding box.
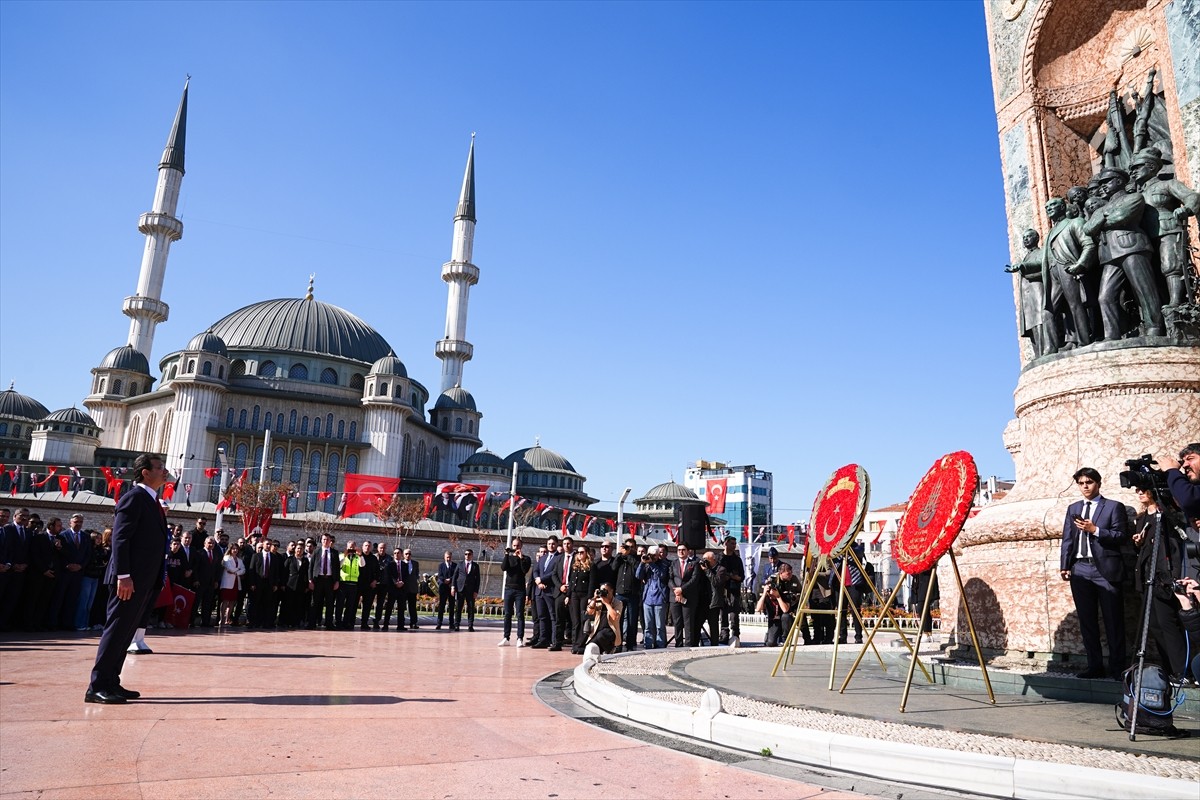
[585,584,623,654]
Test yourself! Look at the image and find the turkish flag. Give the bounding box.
[706,479,727,514]
[342,473,401,518]
[59,475,71,496]
[163,584,196,629]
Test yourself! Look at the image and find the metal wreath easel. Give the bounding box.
[839,547,995,712]
[770,545,931,690]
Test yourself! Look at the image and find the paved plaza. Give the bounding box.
[0,621,865,800]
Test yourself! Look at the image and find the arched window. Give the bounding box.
[320,368,338,385]
[98,377,107,393]
[144,412,157,450]
[416,441,427,478]
[258,360,276,377]
[394,384,402,398]
[312,417,321,437]
[264,411,273,431]
[379,381,389,397]
[301,416,309,436]
[218,365,225,378]
[411,392,418,407]
[350,373,364,390]
[349,421,357,441]
[337,420,345,439]
[112,379,123,395]
[468,419,475,434]
[230,360,246,377]
[402,433,412,475]
[326,414,333,435]
[226,408,235,428]
[306,451,322,511]
[288,363,308,380]
[234,443,248,473]
[346,453,358,475]
[289,449,304,513]
[0,423,7,436]
[271,447,284,482]
[288,410,297,434]
[252,406,260,430]
[238,409,248,429]
[202,361,212,376]
[275,413,284,434]
[167,366,176,381]
[253,445,263,471]
[130,383,139,396]
[430,447,441,479]
[441,417,448,431]
[187,359,196,373]
[455,418,463,433]
[125,416,140,449]
[325,452,340,513]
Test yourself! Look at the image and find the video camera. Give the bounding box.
[1118,455,1172,495]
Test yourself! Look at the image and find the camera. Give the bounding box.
[1119,455,1170,493]
[504,547,513,554]
[1172,580,1191,595]
[641,554,652,563]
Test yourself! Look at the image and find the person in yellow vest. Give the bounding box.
[336,541,362,630]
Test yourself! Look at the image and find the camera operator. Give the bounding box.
[1131,488,1190,680]
[585,583,623,654]
[499,538,531,647]
[1158,443,1200,527]
[718,536,745,645]
[683,551,727,646]
[1170,577,1200,683]
[757,561,800,647]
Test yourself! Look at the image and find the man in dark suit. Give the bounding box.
[191,536,219,627]
[307,533,340,629]
[1059,467,1130,679]
[435,551,456,630]
[86,453,170,704]
[453,548,481,632]
[52,513,91,630]
[532,536,562,650]
[398,548,421,630]
[249,539,285,628]
[0,508,32,632]
[668,543,695,647]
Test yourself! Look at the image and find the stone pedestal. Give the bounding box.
[940,345,1200,666]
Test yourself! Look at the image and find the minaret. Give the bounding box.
[434,136,479,393]
[123,78,188,359]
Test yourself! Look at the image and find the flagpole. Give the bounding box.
[259,428,272,483]
[616,487,631,538]
[214,446,229,533]
[746,473,753,543]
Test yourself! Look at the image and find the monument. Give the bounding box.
[941,0,1200,667]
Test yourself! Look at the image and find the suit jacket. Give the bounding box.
[533,551,562,596]
[191,547,219,588]
[58,527,92,572]
[1060,495,1129,584]
[104,484,169,589]
[250,550,285,589]
[308,547,341,582]
[590,557,617,596]
[399,559,420,595]
[454,560,481,595]
[30,531,61,576]
[1,522,31,566]
[437,559,457,591]
[667,556,695,595]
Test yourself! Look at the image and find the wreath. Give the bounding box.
[808,464,870,556]
[893,451,977,575]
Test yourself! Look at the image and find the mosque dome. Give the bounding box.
[0,385,50,421]
[369,351,408,378]
[44,407,99,427]
[98,345,151,374]
[505,444,578,475]
[462,449,506,469]
[207,297,393,364]
[635,481,700,504]
[435,385,477,411]
[186,329,229,358]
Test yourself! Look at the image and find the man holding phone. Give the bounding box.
[1059,467,1129,680]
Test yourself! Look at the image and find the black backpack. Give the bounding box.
[1115,663,1184,737]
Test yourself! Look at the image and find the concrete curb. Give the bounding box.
[571,658,1196,800]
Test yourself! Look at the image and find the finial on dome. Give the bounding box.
[534,435,540,447]
[305,274,315,301]
[7,381,13,390]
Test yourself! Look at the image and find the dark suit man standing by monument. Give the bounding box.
[1083,168,1165,338]
[86,453,170,704]
[1059,467,1130,680]
[1042,197,1097,349]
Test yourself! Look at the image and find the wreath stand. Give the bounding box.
[771,547,931,690]
[839,548,995,711]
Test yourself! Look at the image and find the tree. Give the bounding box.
[224,478,295,538]
[373,494,426,552]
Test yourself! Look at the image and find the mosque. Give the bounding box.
[0,81,594,517]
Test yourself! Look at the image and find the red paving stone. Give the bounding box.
[0,626,866,799]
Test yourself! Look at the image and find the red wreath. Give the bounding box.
[893,451,977,575]
[808,464,870,556]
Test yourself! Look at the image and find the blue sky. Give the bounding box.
[0,0,1016,521]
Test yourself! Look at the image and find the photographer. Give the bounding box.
[1171,577,1200,683]
[585,583,623,654]
[613,539,640,652]
[499,538,531,647]
[718,536,745,645]
[636,545,670,649]
[1131,488,1190,680]
[757,561,800,647]
[1158,443,1200,526]
[683,551,726,646]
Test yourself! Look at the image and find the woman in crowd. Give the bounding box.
[75,530,105,631]
[87,528,112,629]
[566,547,593,655]
[219,543,246,627]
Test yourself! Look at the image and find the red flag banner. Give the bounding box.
[423,492,433,518]
[706,478,727,514]
[342,473,401,518]
[59,475,70,496]
[163,482,176,501]
[163,583,196,629]
[279,492,289,518]
[204,467,220,479]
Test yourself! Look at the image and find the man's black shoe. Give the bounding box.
[84,689,127,705]
[531,642,549,649]
[435,624,442,630]
[468,627,475,632]
[113,686,141,699]
[1075,669,1105,679]
[547,645,562,652]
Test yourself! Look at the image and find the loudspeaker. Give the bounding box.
[679,505,710,551]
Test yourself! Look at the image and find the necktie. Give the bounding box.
[563,558,569,584]
[323,550,329,576]
[265,553,270,572]
[1079,502,1093,558]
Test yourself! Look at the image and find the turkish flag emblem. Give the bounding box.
[342,473,401,518]
[706,479,727,514]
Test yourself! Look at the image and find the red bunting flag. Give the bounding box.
[163,482,175,501]
[204,467,220,479]
[59,475,70,496]
[579,515,592,538]
[665,524,676,543]
[317,491,332,502]
[422,492,433,518]
[626,522,638,538]
[279,492,289,518]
